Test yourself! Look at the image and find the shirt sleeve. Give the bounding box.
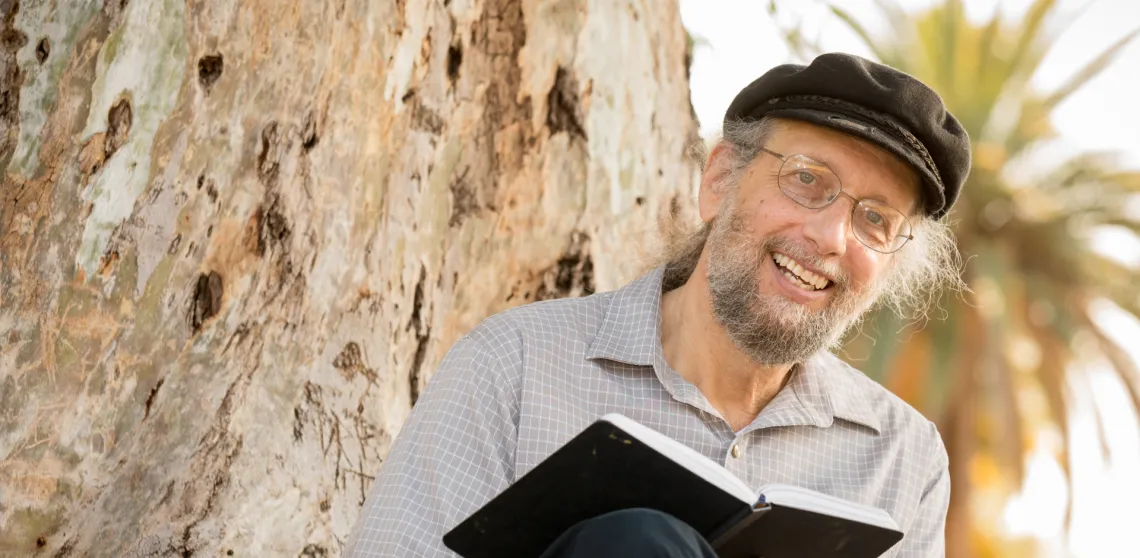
[895,424,951,558]
[345,318,522,557]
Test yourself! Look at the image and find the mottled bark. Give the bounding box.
[0,0,699,555]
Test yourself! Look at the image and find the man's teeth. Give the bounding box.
[781,269,816,291]
[773,253,830,290]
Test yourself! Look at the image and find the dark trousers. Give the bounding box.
[539,508,718,558]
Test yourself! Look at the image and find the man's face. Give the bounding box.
[698,119,921,364]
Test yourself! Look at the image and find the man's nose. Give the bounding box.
[802,197,852,257]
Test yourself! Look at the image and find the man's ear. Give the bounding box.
[698,143,738,223]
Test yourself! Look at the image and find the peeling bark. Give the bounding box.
[0,0,699,555]
[1,0,27,172]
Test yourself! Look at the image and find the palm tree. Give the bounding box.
[773,1,1140,556]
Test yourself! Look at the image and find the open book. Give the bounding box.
[443,414,904,558]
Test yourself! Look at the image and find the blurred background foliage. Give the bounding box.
[764,1,1140,556]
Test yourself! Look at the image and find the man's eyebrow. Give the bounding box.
[798,150,911,210]
[796,151,835,170]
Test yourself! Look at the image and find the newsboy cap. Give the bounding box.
[724,52,971,220]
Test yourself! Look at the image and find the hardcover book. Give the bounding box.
[443,413,904,558]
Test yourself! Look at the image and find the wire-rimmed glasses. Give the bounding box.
[759,147,914,254]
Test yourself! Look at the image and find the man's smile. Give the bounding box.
[772,252,831,290]
[767,251,834,305]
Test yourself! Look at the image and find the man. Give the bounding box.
[347,52,970,557]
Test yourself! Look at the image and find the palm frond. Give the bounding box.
[781,25,823,63]
[1007,0,1058,82]
[1035,334,1074,528]
[977,245,1029,485]
[1044,28,1140,110]
[967,14,1009,136]
[803,1,1140,550]
[1088,386,1115,461]
[1084,254,1140,296]
[1086,317,1140,421]
[1004,97,1056,157]
[871,0,912,36]
[1098,171,1140,194]
[976,10,1002,82]
[828,5,895,65]
[939,0,964,100]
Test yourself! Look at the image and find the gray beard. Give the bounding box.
[705,210,879,366]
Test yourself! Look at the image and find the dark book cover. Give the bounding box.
[443,417,903,558]
[713,503,904,558]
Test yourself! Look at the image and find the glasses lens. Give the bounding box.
[853,201,911,253]
[778,155,840,208]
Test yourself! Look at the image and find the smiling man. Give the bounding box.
[347,53,970,558]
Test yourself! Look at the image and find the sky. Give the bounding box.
[681,0,1140,168]
[678,1,1140,556]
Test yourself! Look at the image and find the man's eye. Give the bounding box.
[866,211,885,226]
[796,171,816,185]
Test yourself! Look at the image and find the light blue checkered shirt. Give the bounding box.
[346,266,950,557]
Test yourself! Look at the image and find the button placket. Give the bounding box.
[721,435,749,484]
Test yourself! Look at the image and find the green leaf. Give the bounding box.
[976,10,1002,80]
[1007,0,1058,81]
[940,0,964,99]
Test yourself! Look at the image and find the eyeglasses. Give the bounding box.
[759,148,914,254]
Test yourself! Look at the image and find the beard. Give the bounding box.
[705,201,882,365]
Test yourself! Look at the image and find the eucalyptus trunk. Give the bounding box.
[0,0,699,555]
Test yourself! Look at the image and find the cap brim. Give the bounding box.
[764,107,944,216]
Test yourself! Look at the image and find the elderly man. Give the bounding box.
[347,52,970,557]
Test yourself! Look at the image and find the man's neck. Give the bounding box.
[659,261,795,432]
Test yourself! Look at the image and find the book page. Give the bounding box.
[756,484,900,531]
[601,414,754,504]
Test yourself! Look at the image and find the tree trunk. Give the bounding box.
[0,0,699,555]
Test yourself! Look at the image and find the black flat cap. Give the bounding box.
[724,52,971,220]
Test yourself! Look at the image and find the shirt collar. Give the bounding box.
[585,267,708,406]
[783,353,883,434]
[584,267,664,367]
[585,266,882,434]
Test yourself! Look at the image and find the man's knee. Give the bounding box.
[581,508,687,551]
[541,508,716,558]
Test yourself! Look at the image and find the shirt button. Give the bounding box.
[731,444,742,458]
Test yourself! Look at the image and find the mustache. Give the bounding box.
[762,236,849,287]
